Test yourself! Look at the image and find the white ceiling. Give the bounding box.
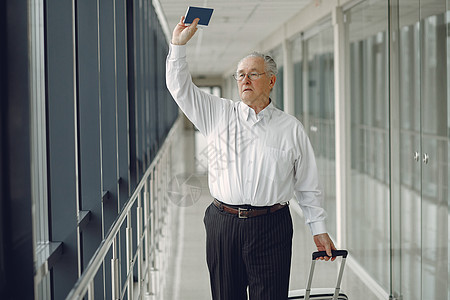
[159,0,311,77]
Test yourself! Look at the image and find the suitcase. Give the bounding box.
[288,250,348,300]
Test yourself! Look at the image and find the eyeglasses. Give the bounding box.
[233,72,266,81]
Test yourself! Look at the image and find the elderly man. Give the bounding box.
[166,17,336,300]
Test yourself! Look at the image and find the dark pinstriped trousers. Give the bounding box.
[203,202,293,300]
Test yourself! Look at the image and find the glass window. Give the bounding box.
[30,0,51,297]
[447,8,450,300]
[292,36,303,123]
[346,0,390,292]
[304,21,336,239]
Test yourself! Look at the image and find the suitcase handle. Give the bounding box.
[312,249,348,260]
[305,250,348,300]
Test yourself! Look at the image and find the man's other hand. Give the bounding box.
[171,16,200,45]
[313,233,337,261]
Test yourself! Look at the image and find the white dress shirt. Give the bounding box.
[166,44,327,235]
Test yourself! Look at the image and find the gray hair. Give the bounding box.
[237,52,278,77]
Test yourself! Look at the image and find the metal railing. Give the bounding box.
[66,117,181,300]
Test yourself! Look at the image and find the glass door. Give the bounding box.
[395,2,422,299]
[420,1,448,298]
[392,0,448,299]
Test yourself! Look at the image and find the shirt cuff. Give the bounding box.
[309,221,327,236]
[169,43,186,59]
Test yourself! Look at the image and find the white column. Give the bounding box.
[283,39,295,115]
[332,6,350,248]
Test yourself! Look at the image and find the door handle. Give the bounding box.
[413,151,420,162]
[423,153,429,164]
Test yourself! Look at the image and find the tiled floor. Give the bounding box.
[164,123,384,299]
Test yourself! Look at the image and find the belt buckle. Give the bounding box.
[238,207,249,218]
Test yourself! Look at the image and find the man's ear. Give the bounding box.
[269,75,277,89]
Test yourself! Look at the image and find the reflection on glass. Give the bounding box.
[30,0,51,297]
[347,0,390,292]
[292,37,303,123]
[447,5,450,300]
[270,45,284,110]
[304,23,336,239]
[420,5,448,300]
[398,2,421,298]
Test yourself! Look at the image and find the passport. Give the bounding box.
[184,6,214,27]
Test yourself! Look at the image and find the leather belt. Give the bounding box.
[213,199,286,219]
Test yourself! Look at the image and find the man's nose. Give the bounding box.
[242,74,251,83]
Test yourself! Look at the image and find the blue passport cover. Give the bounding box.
[184,6,214,26]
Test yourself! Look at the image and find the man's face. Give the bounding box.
[236,57,276,106]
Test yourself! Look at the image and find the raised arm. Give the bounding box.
[166,16,232,136]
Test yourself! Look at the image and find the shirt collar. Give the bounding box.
[240,100,275,124]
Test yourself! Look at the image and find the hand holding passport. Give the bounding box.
[171,6,214,45]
